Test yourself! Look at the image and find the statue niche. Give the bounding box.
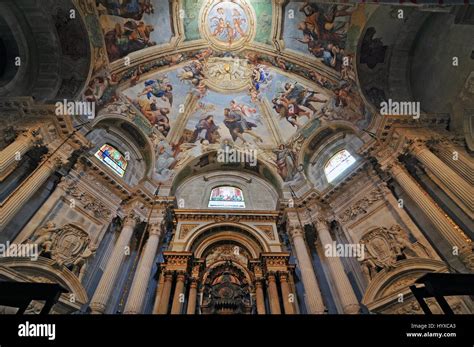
[201,261,252,315]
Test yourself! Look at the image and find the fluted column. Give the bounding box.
[429,141,474,186]
[289,226,325,314]
[0,129,39,181]
[266,272,281,314]
[171,272,186,314]
[0,156,62,229]
[315,218,359,314]
[388,161,474,270]
[411,143,473,212]
[255,279,266,314]
[279,272,295,314]
[186,279,198,314]
[157,272,173,314]
[89,212,138,314]
[124,223,162,314]
[14,179,65,244]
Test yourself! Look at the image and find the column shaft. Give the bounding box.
[255,280,266,315]
[290,228,325,314]
[0,131,36,181]
[1,157,60,229]
[316,220,359,314]
[157,273,173,314]
[429,144,474,186]
[413,145,473,211]
[124,225,161,314]
[89,215,137,314]
[171,273,186,314]
[390,162,474,270]
[267,273,281,314]
[186,280,198,314]
[152,270,165,314]
[279,273,295,314]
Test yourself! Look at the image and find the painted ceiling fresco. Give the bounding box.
[81,0,375,187]
[282,2,354,71]
[97,0,172,62]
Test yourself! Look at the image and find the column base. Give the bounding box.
[89,303,106,314]
[343,303,360,314]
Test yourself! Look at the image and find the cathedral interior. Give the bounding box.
[0,0,473,316]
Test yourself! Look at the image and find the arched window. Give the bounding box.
[208,186,245,208]
[94,144,128,177]
[324,150,356,183]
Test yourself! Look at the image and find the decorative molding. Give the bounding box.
[338,186,385,223]
[255,225,275,240]
[179,224,199,239]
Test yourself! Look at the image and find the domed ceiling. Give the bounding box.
[78,0,378,188]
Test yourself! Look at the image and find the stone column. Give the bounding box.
[279,272,295,314]
[411,143,473,211]
[388,161,474,270]
[315,218,359,314]
[255,279,266,315]
[0,129,39,181]
[14,178,65,244]
[156,271,173,314]
[89,212,138,314]
[186,279,198,314]
[266,272,281,314]
[171,272,186,314]
[0,156,62,229]
[289,226,325,314]
[429,140,474,186]
[124,223,162,314]
[152,268,166,314]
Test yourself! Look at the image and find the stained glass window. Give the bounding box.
[208,186,245,209]
[324,150,356,183]
[94,144,128,177]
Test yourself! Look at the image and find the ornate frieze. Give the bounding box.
[338,187,385,223]
[261,252,291,272]
[178,224,199,239]
[163,252,193,272]
[255,225,275,240]
[62,178,113,220]
[174,210,279,223]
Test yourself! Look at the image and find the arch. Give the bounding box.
[186,223,271,257]
[201,259,254,284]
[170,151,284,198]
[362,258,447,306]
[89,116,155,177]
[0,257,89,304]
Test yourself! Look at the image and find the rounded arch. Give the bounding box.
[170,150,284,196]
[362,258,447,306]
[0,257,89,304]
[201,259,254,284]
[186,223,271,257]
[88,116,155,179]
[300,124,365,191]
